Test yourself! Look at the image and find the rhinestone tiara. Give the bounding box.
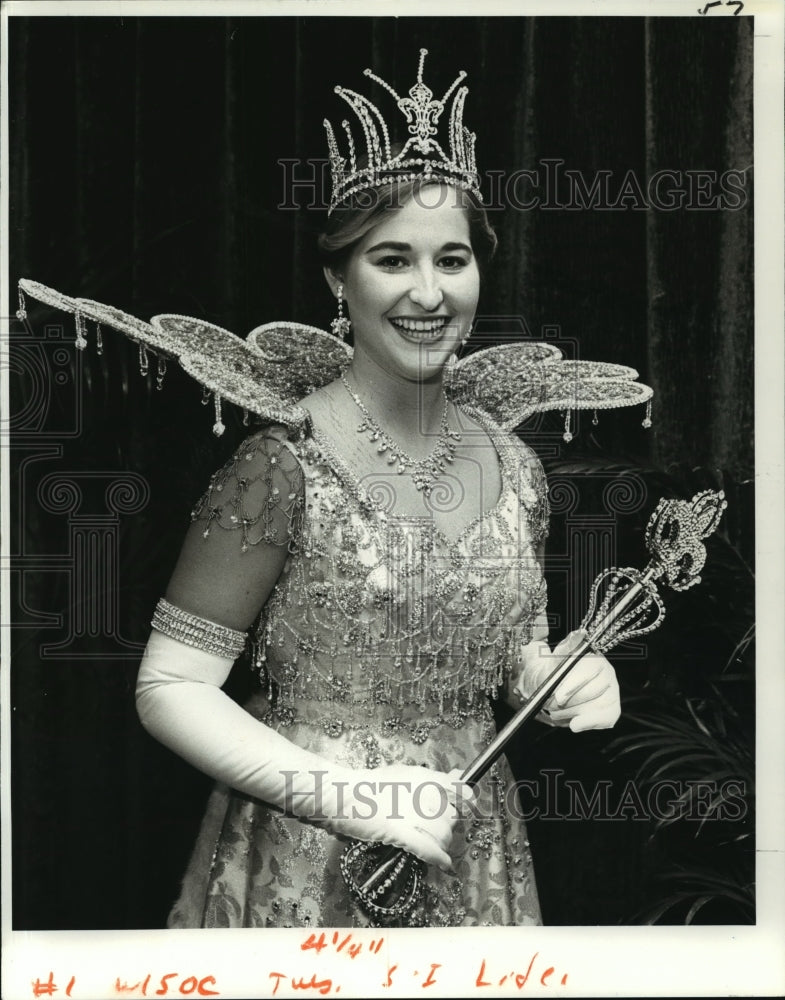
[323,47,482,215]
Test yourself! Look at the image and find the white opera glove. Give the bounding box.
[513,629,621,733]
[136,629,469,870]
[326,765,473,873]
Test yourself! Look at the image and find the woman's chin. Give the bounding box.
[397,356,452,383]
[394,342,456,382]
[353,341,456,384]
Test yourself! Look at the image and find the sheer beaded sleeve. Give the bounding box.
[164,427,305,633]
[191,428,305,552]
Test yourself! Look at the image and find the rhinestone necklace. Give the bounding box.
[340,374,462,496]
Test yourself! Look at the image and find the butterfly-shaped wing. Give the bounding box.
[16,281,320,433]
[533,359,652,415]
[446,343,652,430]
[178,349,306,432]
[149,315,314,431]
[18,281,654,438]
[246,321,352,403]
[445,342,563,429]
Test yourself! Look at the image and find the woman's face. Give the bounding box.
[327,185,480,382]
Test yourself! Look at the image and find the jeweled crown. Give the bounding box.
[323,48,482,214]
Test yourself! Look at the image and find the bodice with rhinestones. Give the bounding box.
[193,408,551,745]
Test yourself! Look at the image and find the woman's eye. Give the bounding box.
[376,256,407,269]
[439,256,469,270]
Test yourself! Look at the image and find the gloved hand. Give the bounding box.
[136,630,471,870]
[324,765,473,872]
[513,629,621,732]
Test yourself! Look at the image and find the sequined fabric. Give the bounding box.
[168,408,548,928]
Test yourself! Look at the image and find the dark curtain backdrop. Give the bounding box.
[8,15,754,929]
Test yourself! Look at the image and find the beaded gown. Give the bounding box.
[167,406,549,928]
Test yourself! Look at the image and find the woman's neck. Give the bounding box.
[343,353,448,443]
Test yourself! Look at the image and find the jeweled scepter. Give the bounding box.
[340,489,727,922]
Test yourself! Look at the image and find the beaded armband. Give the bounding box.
[151,598,247,659]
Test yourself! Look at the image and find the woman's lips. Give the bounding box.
[388,316,451,341]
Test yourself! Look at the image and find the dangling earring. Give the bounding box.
[331,283,351,340]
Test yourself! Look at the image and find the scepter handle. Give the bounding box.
[462,576,646,785]
[461,637,593,785]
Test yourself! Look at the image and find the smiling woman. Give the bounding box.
[307,185,492,544]
[7,11,757,946]
[326,188,478,376]
[132,53,625,929]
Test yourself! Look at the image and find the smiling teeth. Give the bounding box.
[390,317,449,337]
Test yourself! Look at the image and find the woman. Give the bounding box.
[135,52,621,928]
